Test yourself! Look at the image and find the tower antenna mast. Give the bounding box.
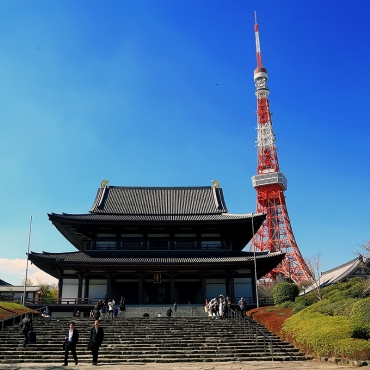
[249,12,312,284]
[254,11,263,69]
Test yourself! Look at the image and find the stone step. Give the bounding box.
[0,316,307,364]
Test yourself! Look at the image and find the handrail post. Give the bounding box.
[270,338,274,361]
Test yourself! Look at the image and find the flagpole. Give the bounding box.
[22,216,32,305]
[251,213,259,308]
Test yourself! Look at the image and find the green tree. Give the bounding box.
[36,278,58,303]
[273,282,299,305]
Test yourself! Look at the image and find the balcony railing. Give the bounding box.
[23,296,274,306]
[88,242,231,251]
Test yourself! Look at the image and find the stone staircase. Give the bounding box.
[0,314,307,364]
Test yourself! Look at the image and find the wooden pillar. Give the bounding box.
[226,272,234,301]
[84,277,89,304]
[229,276,235,303]
[251,275,256,303]
[77,272,84,304]
[138,273,143,304]
[201,273,207,301]
[170,273,175,303]
[106,273,112,299]
[58,278,63,304]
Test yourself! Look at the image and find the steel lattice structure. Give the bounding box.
[248,13,312,284]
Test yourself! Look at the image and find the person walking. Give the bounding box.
[238,297,247,317]
[119,296,125,317]
[219,295,225,318]
[20,312,33,348]
[89,320,104,365]
[101,300,107,318]
[107,299,115,320]
[173,302,177,313]
[93,303,100,321]
[62,322,79,366]
[226,296,231,317]
[210,298,219,318]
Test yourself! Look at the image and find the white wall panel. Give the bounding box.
[89,280,107,300]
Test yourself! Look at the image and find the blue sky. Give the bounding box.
[1,1,369,285]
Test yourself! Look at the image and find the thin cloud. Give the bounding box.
[0,258,57,285]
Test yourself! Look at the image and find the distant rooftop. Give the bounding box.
[0,279,12,286]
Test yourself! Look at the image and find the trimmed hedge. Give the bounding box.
[281,310,370,359]
[250,278,370,360]
[349,297,370,338]
[248,306,292,335]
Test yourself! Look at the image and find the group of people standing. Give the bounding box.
[205,296,248,318]
[63,320,104,366]
[206,295,230,318]
[91,297,126,321]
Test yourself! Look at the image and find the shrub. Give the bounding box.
[247,306,291,336]
[349,297,370,338]
[279,300,294,309]
[273,282,299,305]
[361,279,370,298]
[291,293,317,314]
[311,298,357,317]
[321,278,367,301]
[281,310,370,359]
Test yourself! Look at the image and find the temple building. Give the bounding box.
[28,182,285,305]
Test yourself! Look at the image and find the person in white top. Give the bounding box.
[107,299,115,320]
[63,322,79,366]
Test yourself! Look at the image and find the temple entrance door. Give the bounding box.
[111,281,139,304]
[143,282,170,304]
[175,281,202,304]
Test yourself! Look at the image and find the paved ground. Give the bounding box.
[1,360,368,370]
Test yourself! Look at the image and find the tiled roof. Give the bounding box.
[49,212,259,224]
[89,186,228,215]
[0,286,44,293]
[303,256,370,294]
[29,250,285,280]
[47,185,266,252]
[29,250,284,266]
[0,279,12,286]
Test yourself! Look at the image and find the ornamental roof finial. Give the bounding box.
[211,180,220,188]
[101,180,109,188]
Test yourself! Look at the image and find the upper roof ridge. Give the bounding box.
[89,185,229,215]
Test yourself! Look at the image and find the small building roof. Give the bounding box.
[0,279,12,286]
[304,255,370,294]
[0,286,45,294]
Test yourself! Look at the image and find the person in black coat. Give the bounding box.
[93,303,100,321]
[20,312,33,348]
[89,320,104,365]
[62,322,79,366]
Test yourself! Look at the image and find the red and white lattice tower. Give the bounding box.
[248,12,312,284]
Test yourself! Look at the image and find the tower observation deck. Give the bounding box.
[248,13,312,284]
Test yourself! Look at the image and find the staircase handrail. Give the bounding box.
[227,307,274,360]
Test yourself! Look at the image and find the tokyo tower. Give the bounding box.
[248,12,312,284]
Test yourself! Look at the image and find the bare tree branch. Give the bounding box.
[305,253,322,301]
